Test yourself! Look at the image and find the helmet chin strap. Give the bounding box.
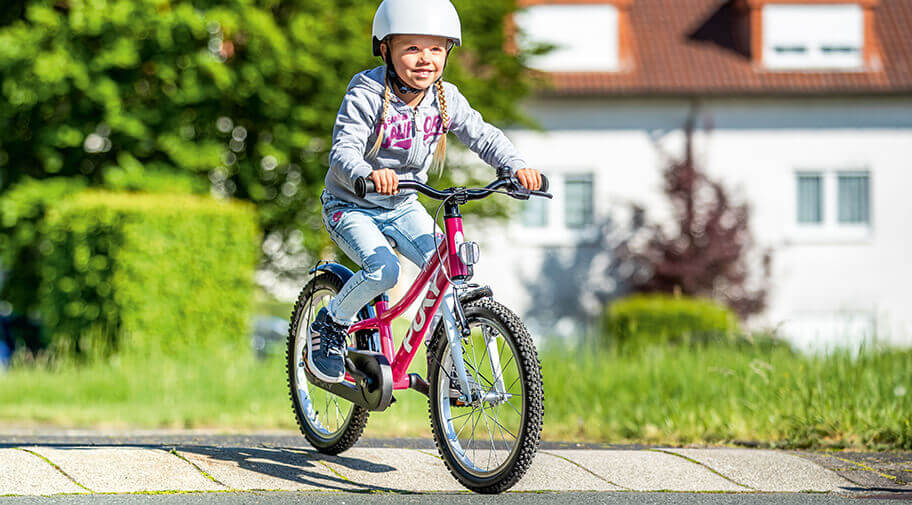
[383,45,452,96]
[384,46,425,95]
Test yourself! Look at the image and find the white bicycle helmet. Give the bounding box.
[372,0,462,56]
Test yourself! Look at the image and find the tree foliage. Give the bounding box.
[0,0,533,269]
[619,112,770,318]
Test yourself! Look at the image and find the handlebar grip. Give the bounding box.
[539,174,549,193]
[354,177,375,198]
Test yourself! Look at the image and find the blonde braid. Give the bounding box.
[367,78,392,160]
[430,80,449,175]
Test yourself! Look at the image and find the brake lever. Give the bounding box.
[507,176,532,201]
[505,176,553,200]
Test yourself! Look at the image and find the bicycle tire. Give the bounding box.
[286,272,369,455]
[427,297,544,493]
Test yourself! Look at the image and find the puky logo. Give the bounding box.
[405,273,442,352]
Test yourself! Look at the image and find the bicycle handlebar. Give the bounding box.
[354,174,552,201]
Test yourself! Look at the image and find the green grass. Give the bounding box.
[1,330,909,449]
[540,342,912,449]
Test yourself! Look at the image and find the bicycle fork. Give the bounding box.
[433,289,507,405]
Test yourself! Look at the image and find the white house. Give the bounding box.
[470,0,912,351]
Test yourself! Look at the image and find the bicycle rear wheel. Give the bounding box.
[427,297,544,494]
[286,273,369,454]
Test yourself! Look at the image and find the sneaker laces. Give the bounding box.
[323,318,349,357]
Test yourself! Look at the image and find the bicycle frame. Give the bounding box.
[348,212,468,390]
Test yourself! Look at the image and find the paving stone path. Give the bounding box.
[1,433,910,497]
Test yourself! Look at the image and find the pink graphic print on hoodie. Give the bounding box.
[375,113,445,150]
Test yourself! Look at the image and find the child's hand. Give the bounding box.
[515,168,542,191]
[370,169,399,195]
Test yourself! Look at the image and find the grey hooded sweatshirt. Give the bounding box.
[326,66,528,209]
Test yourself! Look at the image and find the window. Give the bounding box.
[515,5,619,72]
[837,173,870,224]
[763,4,864,69]
[795,170,871,229]
[796,173,823,224]
[564,175,594,229]
[520,197,548,228]
[512,172,598,244]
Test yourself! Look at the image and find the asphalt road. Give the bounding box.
[0,432,646,450]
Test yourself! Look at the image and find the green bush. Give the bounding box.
[38,190,260,358]
[601,294,741,349]
[0,176,88,319]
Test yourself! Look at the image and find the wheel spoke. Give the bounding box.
[495,404,512,449]
[505,396,522,418]
[463,358,495,389]
[454,405,478,440]
[507,375,520,393]
[447,410,474,423]
[468,404,483,464]
[333,397,342,430]
[469,333,480,387]
[479,326,491,375]
[324,394,330,429]
[479,401,496,470]
[487,410,518,441]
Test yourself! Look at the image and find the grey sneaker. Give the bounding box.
[305,308,348,383]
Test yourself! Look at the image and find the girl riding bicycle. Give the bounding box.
[306,0,542,383]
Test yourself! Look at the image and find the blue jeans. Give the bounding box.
[320,190,443,323]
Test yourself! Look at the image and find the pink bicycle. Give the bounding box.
[285,174,551,493]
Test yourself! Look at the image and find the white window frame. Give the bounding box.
[789,168,873,243]
[511,171,599,245]
[762,4,865,70]
[515,4,620,72]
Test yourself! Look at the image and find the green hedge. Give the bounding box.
[37,190,259,357]
[601,294,741,349]
[0,169,205,317]
[0,177,88,320]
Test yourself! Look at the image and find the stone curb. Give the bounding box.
[0,446,883,496]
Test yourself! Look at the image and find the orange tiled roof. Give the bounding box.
[538,0,912,95]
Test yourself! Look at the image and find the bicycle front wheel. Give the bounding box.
[427,297,544,494]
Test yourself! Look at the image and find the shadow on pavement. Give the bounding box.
[7,442,410,494]
[177,445,404,493]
